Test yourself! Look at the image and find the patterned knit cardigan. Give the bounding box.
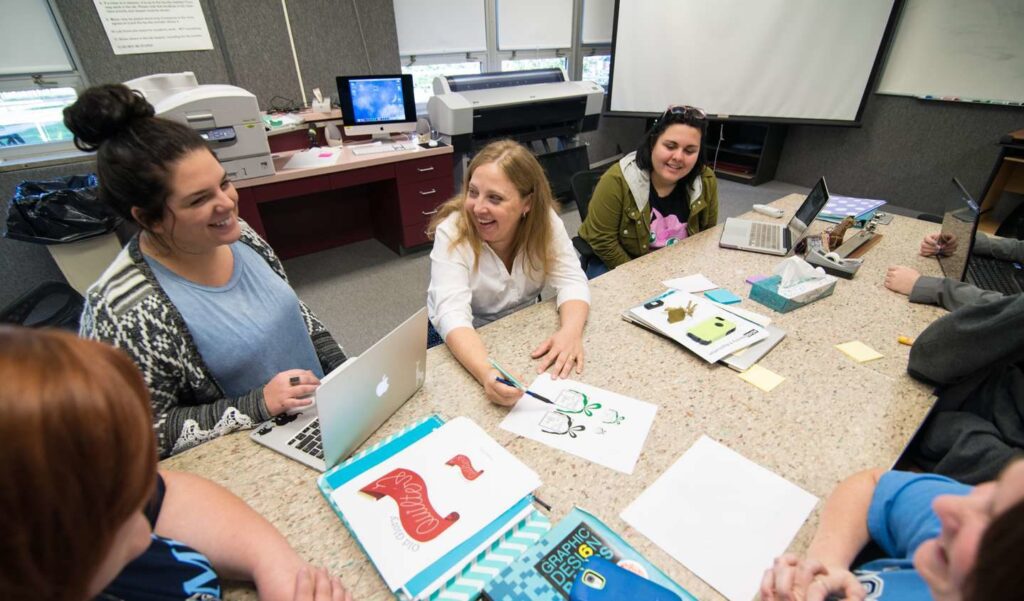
[80,222,347,458]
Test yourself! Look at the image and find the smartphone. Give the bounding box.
[569,556,681,601]
[686,315,736,345]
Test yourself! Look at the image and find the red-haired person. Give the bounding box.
[0,326,352,601]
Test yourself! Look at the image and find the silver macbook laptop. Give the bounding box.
[719,177,830,255]
[250,308,428,471]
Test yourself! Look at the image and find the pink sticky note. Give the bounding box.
[318,152,333,158]
[746,274,769,284]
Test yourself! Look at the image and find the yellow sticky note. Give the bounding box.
[836,340,884,363]
[738,364,785,392]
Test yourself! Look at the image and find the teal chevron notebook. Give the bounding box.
[318,415,551,600]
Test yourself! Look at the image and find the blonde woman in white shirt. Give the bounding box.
[427,140,591,406]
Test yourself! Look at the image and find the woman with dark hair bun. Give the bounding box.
[577,105,718,278]
[66,84,348,458]
[0,326,352,601]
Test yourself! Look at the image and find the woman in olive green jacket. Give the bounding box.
[577,106,718,277]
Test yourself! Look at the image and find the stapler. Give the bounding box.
[805,248,863,279]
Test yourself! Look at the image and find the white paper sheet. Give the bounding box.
[93,0,214,55]
[662,273,718,293]
[283,148,342,170]
[621,436,818,601]
[499,374,657,474]
[332,417,540,591]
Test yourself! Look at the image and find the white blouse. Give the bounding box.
[427,208,591,340]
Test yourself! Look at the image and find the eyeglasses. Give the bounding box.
[663,105,707,120]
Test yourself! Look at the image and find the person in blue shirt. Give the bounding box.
[760,462,1024,600]
[0,326,352,601]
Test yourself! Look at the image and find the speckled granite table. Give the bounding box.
[161,194,946,600]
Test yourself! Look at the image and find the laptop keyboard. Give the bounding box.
[749,222,781,250]
[287,418,324,459]
[968,256,1024,295]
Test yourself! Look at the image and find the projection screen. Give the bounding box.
[608,0,900,124]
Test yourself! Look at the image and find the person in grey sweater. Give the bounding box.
[884,232,1024,309]
[885,232,1024,483]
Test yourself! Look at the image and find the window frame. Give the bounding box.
[0,0,88,165]
[401,52,487,111]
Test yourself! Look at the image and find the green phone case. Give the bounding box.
[686,316,736,345]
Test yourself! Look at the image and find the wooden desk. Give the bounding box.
[234,145,454,259]
[162,195,945,600]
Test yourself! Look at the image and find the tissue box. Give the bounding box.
[749,274,836,313]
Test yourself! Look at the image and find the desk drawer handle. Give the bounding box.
[419,188,437,196]
[422,208,439,216]
[416,166,435,172]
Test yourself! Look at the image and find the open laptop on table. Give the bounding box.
[938,177,1024,295]
[250,308,428,471]
[719,177,830,256]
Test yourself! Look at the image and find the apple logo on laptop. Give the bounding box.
[376,374,390,397]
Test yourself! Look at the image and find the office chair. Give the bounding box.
[0,281,84,331]
[570,167,608,272]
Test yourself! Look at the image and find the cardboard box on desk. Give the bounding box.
[749,274,837,313]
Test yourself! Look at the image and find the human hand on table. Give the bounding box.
[921,233,957,257]
[760,554,865,601]
[264,369,320,416]
[290,566,353,601]
[884,266,922,296]
[481,367,524,407]
[531,327,584,379]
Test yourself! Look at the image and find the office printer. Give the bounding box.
[427,69,603,196]
[124,72,274,180]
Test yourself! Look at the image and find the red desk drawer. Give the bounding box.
[395,154,454,184]
[398,176,451,225]
[402,222,432,248]
[252,175,330,203]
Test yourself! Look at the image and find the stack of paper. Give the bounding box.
[623,289,769,363]
[319,416,543,600]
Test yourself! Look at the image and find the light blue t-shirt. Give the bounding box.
[855,471,971,600]
[146,242,323,397]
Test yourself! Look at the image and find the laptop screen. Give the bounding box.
[937,178,980,282]
[787,177,830,241]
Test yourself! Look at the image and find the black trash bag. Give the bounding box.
[3,174,122,244]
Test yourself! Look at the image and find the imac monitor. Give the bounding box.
[336,74,417,141]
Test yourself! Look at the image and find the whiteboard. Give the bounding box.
[877,0,1024,103]
[609,0,897,123]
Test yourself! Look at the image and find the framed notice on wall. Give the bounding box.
[93,0,214,55]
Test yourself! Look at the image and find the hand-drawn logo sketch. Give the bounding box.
[361,468,460,542]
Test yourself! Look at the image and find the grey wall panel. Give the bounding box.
[286,0,401,106]
[776,94,1021,214]
[0,160,98,309]
[54,0,231,87]
[582,116,646,164]
[208,0,302,109]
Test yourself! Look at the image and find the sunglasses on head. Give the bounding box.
[663,105,707,120]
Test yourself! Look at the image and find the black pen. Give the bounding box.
[495,377,554,405]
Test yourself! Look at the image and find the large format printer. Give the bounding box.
[124,72,274,180]
[427,69,603,196]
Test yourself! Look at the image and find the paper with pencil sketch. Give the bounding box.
[627,289,769,363]
[330,417,540,591]
[499,374,657,474]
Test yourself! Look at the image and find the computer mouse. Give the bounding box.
[428,139,438,147]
